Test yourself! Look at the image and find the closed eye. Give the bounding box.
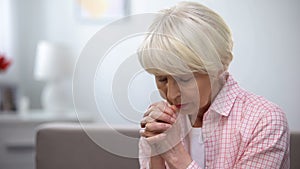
[178,77,192,82]
[175,75,193,83]
[156,76,167,82]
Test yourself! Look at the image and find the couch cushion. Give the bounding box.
[35,123,140,169]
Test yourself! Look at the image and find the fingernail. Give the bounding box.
[139,128,145,134]
[171,117,176,123]
[170,105,177,111]
[165,124,171,128]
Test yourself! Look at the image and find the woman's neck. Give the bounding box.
[190,72,228,128]
[190,101,211,128]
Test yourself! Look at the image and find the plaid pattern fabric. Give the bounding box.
[139,74,290,169]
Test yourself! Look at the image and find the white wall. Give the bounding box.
[0,0,19,84]
[3,0,300,130]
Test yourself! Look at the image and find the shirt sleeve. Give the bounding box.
[139,137,151,169]
[186,160,202,169]
[235,109,290,169]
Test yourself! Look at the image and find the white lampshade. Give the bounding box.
[34,41,74,113]
[34,41,74,81]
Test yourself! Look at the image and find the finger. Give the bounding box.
[144,101,176,118]
[140,116,155,128]
[143,108,151,117]
[149,111,176,124]
[143,106,157,118]
[169,105,177,113]
[145,122,172,133]
[140,129,158,138]
[145,133,167,144]
[155,102,176,117]
[143,102,162,117]
[167,104,179,119]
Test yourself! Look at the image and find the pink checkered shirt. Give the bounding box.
[139,74,290,169]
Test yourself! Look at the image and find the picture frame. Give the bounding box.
[0,84,18,114]
[75,0,131,24]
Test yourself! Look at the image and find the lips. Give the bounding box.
[175,104,182,109]
[175,103,188,109]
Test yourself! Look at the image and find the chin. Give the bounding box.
[177,110,193,115]
[177,105,198,115]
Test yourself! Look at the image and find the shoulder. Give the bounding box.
[238,89,285,118]
[235,89,289,139]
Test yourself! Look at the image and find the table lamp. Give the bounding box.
[34,41,74,113]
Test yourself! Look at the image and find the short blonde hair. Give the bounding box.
[138,1,233,76]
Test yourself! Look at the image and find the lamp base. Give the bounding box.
[41,80,73,113]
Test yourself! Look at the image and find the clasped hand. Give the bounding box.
[140,101,182,155]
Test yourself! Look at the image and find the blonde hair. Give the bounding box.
[138,1,233,76]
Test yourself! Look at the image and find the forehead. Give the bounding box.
[154,72,203,78]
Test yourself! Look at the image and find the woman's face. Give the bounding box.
[155,72,212,115]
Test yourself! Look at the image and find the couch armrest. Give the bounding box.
[291,131,300,169]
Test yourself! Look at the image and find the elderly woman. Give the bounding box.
[138,1,289,169]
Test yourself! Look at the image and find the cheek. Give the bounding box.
[181,79,209,106]
[180,85,199,102]
[199,92,209,106]
[158,89,167,100]
[197,84,211,106]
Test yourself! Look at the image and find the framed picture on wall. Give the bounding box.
[75,0,130,24]
[0,85,18,114]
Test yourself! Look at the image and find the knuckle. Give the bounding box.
[141,130,151,138]
[150,111,161,120]
[145,123,152,130]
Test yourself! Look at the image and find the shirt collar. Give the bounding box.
[209,73,242,117]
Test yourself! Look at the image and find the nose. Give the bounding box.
[167,77,181,103]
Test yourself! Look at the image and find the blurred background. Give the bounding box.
[0,0,299,168]
[1,0,299,128]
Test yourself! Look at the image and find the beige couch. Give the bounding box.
[35,123,300,169]
[290,131,300,169]
[35,123,140,169]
